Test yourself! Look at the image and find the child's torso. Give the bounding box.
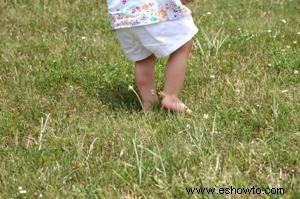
[107,0,191,29]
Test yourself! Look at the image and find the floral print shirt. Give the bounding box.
[107,0,191,29]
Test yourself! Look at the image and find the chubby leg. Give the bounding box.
[135,54,159,111]
[161,40,193,114]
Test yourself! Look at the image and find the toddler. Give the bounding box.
[107,0,198,114]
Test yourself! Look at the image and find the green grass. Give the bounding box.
[0,0,299,198]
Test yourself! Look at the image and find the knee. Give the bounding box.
[135,70,153,87]
[137,79,148,87]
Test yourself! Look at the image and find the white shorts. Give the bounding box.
[115,15,198,62]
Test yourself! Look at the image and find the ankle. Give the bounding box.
[161,93,179,102]
[142,97,159,111]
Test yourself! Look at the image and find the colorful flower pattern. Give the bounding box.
[107,0,191,29]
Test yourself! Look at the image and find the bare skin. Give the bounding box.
[135,40,193,114]
[181,0,194,5]
[135,54,159,111]
[133,0,194,114]
[161,40,193,114]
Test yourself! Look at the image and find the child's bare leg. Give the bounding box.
[161,40,193,114]
[135,54,159,111]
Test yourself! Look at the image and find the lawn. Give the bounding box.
[0,0,299,198]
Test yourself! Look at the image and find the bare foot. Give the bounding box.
[142,90,159,111]
[142,98,159,111]
[161,95,192,115]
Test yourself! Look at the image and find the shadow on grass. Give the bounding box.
[94,82,142,111]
